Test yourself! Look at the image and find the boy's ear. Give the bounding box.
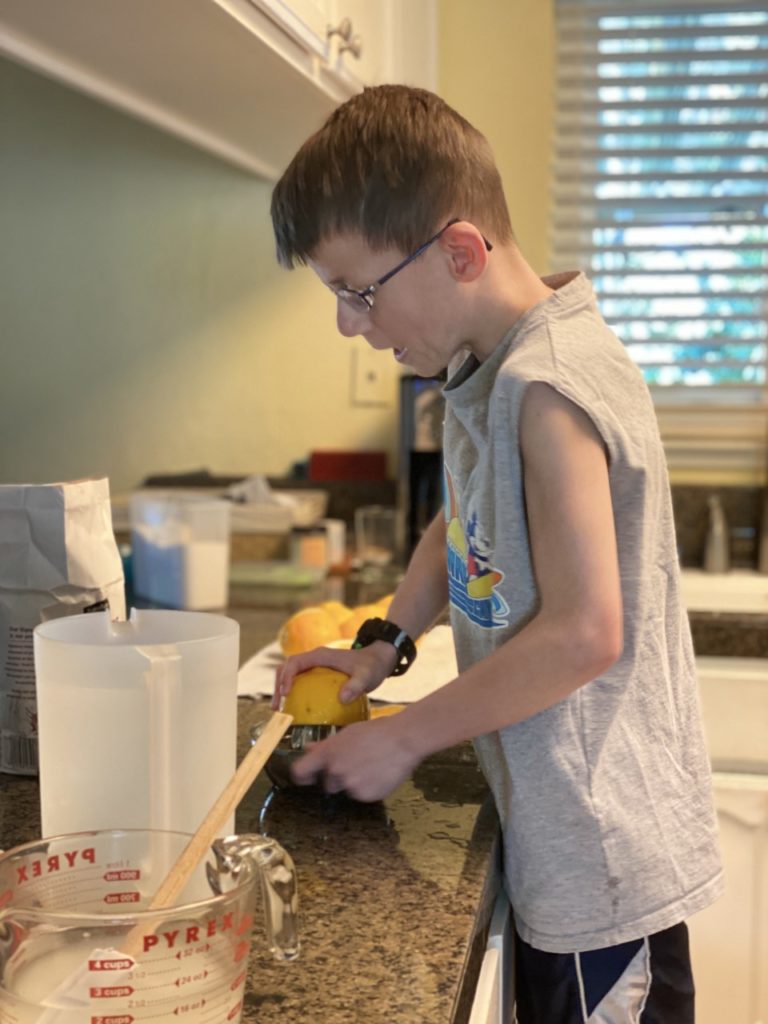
[439,222,490,283]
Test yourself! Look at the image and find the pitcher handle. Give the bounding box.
[213,834,299,962]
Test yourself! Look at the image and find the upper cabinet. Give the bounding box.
[0,0,437,180]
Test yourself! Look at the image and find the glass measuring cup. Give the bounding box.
[0,828,299,1023]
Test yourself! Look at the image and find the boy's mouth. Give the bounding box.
[394,347,408,363]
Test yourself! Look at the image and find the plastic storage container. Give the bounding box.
[131,491,231,609]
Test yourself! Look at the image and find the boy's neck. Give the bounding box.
[466,246,555,363]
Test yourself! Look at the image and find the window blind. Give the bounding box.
[551,0,768,404]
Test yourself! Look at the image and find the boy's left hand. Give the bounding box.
[291,716,421,802]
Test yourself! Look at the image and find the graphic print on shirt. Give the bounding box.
[444,466,509,629]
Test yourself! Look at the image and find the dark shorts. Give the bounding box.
[514,922,694,1023]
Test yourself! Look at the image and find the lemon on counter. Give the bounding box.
[338,603,381,639]
[282,666,370,726]
[320,600,352,625]
[370,704,406,719]
[278,607,341,657]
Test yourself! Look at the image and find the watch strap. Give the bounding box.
[352,617,417,676]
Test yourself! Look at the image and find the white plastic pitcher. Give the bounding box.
[33,609,239,838]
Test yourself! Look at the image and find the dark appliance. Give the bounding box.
[398,375,445,557]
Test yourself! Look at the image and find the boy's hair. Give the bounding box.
[271,84,514,268]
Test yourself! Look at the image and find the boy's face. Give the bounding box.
[308,231,466,378]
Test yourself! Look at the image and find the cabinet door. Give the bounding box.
[326,0,387,84]
[688,776,768,1024]
[469,947,501,1024]
[245,0,333,57]
[327,0,437,89]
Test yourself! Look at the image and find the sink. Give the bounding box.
[679,569,768,615]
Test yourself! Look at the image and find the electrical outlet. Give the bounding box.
[351,344,389,406]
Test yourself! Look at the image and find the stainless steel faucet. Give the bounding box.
[703,493,730,573]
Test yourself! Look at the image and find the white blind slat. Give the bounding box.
[551,1,768,405]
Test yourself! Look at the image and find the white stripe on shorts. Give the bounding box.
[580,937,652,1023]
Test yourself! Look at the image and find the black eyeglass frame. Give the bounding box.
[334,218,493,314]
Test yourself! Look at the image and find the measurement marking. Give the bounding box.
[200,994,231,1023]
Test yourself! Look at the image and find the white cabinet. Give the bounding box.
[0,0,436,180]
[469,888,513,1024]
[327,0,437,89]
[690,658,768,1024]
[470,947,502,1024]
[689,774,768,1024]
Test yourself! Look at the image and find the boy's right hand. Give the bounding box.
[272,640,398,710]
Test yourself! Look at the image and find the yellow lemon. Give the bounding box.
[320,600,352,625]
[282,666,370,727]
[370,703,406,719]
[277,607,341,657]
[338,603,381,640]
[374,593,395,616]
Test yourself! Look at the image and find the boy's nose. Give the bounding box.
[336,297,371,338]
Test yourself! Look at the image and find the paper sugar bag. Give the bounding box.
[0,478,125,775]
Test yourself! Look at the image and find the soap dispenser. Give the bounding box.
[703,493,730,573]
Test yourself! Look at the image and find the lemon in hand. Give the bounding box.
[282,666,370,727]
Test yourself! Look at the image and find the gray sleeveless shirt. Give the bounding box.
[442,271,723,953]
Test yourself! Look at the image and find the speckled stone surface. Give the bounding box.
[227,594,502,1024]
[0,591,501,1024]
[236,701,500,1024]
[689,611,768,657]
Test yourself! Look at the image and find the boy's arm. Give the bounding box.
[273,510,449,705]
[293,382,624,799]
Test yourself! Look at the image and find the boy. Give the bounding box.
[270,85,722,1022]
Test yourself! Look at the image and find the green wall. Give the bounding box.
[0,5,555,494]
[439,0,555,274]
[0,57,402,492]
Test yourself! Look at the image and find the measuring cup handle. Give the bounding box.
[215,834,299,961]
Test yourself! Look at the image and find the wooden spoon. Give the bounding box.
[143,709,292,915]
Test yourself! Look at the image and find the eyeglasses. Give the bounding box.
[333,218,493,315]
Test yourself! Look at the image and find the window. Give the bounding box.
[551,0,768,478]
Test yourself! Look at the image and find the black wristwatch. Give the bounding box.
[352,617,417,677]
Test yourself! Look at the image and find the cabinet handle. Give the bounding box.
[327,17,353,44]
[339,34,363,61]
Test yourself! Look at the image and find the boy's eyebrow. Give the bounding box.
[328,276,360,291]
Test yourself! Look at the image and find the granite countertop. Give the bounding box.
[688,608,768,657]
[235,701,500,1024]
[0,583,502,1024]
[230,594,502,1024]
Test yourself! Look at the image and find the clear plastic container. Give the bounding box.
[130,491,231,609]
